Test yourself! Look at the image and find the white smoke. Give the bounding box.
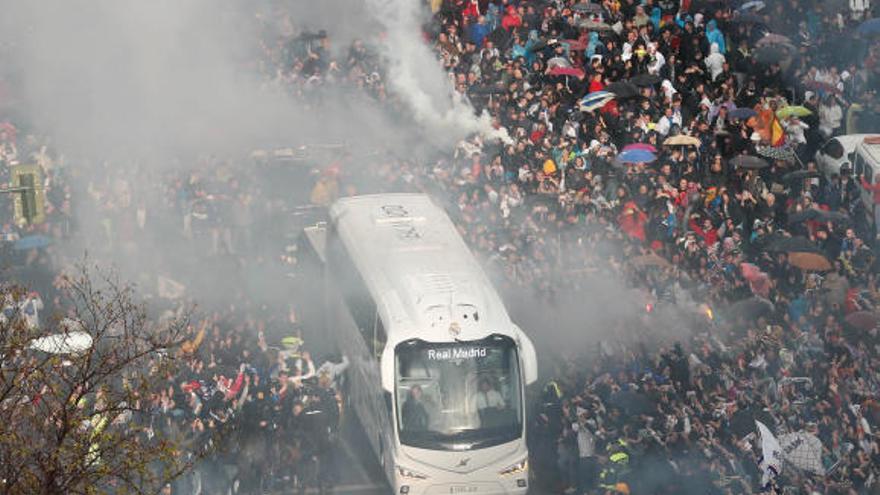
[364,0,511,145]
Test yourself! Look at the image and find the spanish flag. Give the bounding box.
[754,106,786,147]
[770,116,785,147]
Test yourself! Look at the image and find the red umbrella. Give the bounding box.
[622,143,658,153]
[563,39,588,51]
[547,66,586,79]
[845,311,879,331]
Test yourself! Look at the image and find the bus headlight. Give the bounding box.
[397,465,429,480]
[499,458,528,475]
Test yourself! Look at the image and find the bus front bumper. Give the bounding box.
[396,477,528,495]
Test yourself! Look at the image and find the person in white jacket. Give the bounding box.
[850,0,870,19]
[705,42,725,81]
[646,42,666,75]
[784,116,810,145]
[818,95,843,138]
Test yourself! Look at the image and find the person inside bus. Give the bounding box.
[401,385,430,431]
[475,378,505,411]
[474,377,507,428]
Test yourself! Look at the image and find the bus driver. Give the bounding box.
[401,385,430,431]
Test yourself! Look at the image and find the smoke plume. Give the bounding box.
[363,0,512,145]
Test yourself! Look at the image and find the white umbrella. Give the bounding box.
[547,56,572,69]
[756,421,782,489]
[29,331,93,355]
[779,431,825,475]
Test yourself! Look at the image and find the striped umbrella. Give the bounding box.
[578,18,612,30]
[756,145,796,163]
[579,91,615,112]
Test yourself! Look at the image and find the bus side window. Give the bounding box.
[865,163,874,185]
[328,228,376,339]
[374,314,387,358]
[384,391,393,417]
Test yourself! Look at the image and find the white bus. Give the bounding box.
[302,193,538,495]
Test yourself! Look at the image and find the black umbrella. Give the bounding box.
[630,73,662,87]
[783,170,822,182]
[730,155,769,169]
[729,408,775,440]
[788,208,849,224]
[756,33,793,46]
[766,235,819,253]
[724,297,776,321]
[731,12,765,24]
[754,43,794,64]
[609,390,655,416]
[606,81,640,98]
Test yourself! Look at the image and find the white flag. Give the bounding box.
[756,421,783,489]
[779,431,824,475]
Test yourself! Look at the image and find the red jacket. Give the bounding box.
[619,202,648,242]
[689,219,719,246]
[462,0,480,18]
[502,7,522,31]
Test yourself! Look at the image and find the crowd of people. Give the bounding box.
[3,0,880,494]
[398,0,880,493]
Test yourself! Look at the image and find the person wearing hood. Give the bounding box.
[512,30,540,65]
[706,20,726,55]
[501,5,522,31]
[650,7,663,31]
[621,43,634,63]
[468,16,491,48]
[484,3,501,32]
[705,42,725,81]
[633,5,651,27]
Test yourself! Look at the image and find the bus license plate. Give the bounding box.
[449,486,478,494]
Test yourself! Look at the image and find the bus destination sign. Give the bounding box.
[427,347,487,360]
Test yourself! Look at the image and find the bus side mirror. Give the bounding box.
[517,329,538,385]
[380,346,395,392]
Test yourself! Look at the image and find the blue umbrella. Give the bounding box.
[857,18,880,36]
[737,0,765,12]
[579,91,615,112]
[13,235,52,251]
[617,149,657,163]
[729,107,757,120]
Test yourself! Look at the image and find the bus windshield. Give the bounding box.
[395,334,522,451]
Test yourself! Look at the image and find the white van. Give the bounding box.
[816,134,880,209]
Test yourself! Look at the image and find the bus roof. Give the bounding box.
[329,194,513,345]
[859,136,880,165]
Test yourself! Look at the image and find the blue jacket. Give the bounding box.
[469,21,490,47]
[706,20,726,54]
